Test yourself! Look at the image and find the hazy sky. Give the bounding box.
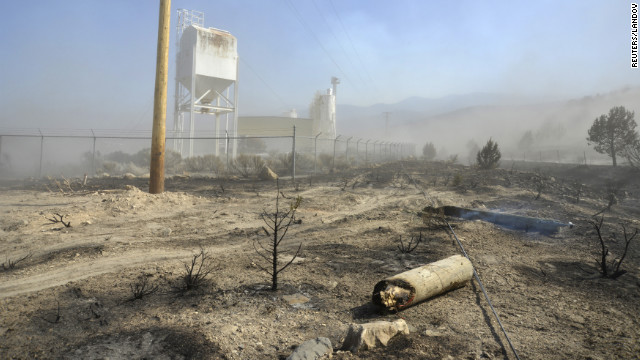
[0,0,637,131]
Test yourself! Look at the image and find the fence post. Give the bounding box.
[314,132,322,176]
[372,141,376,162]
[333,135,341,171]
[292,125,296,181]
[226,130,230,168]
[365,140,370,164]
[38,129,44,178]
[91,129,96,176]
[345,136,353,166]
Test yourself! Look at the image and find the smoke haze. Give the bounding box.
[0,1,638,172]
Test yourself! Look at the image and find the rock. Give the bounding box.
[220,324,239,334]
[341,319,409,353]
[159,228,172,237]
[3,219,28,232]
[326,281,338,290]
[283,293,310,307]
[568,314,585,325]
[287,337,332,360]
[259,166,278,180]
[424,329,442,337]
[280,255,305,264]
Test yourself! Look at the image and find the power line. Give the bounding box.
[127,95,154,131]
[282,0,355,89]
[311,0,368,90]
[239,57,289,109]
[327,0,380,96]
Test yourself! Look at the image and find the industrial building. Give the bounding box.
[172,9,338,158]
[172,9,239,158]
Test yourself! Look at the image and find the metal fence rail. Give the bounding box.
[0,128,416,179]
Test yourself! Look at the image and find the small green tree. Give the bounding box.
[476,138,501,169]
[422,142,437,160]
[587,106,638,167]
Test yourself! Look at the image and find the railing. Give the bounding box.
[0,127,417,179]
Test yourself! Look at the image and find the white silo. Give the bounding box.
[310,87,336,139]
[173,9,239,158]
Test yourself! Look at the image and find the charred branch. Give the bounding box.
[590,216,637,279]
[254,179,302,291]
[177,248,213,292]
[2,253,32,271]
[48,213,71,227]
[128,273,159,301]
[40,299,61,324]
[397,232,423,253]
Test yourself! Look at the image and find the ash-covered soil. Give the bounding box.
[0,160,639,359]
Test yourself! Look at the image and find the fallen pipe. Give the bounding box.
[423,206,572,235]
[372,255,473,311]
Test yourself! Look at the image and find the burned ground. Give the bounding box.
[0,160,639,359]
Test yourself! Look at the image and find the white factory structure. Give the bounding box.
[173,9,239,158]
[172,9,339,156]
[309,89,336,139]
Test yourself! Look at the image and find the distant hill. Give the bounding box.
[335,86,640,163]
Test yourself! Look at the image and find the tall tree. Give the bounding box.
[587,106,638,167]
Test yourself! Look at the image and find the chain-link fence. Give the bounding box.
[0,128,416,179]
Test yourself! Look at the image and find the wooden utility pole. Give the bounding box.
[149,0,171,194]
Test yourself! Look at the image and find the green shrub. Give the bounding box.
[231,154,265,178]
[184,155,224,174]
[422,142,437,160]
[452,173,463,187]
[477,138,501,169]
[318,153,333,170]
